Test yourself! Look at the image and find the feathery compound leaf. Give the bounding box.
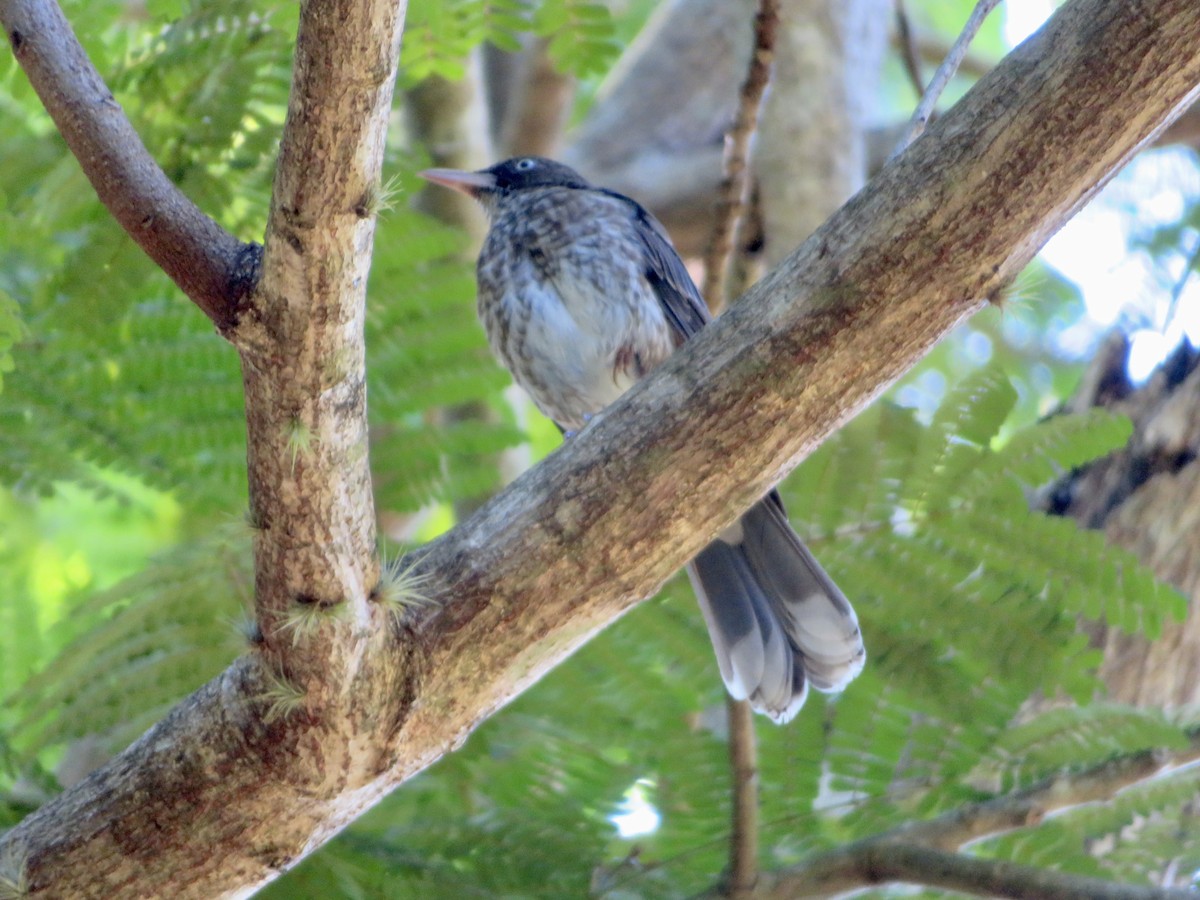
[964,408,1133,498]
[367,197,524,514]
[1085,765,1200,887]
[973,704,1189,793]
[401,0,533,85]
[902,365,1017,516]
[10,529,250,758]
[933,504,1183,638]
[839,530,1099,706]
[534,0,621,77]
[785,401,922,541]
[0,291,21,394]
[0,297,247,509]
[982,760,1200,886]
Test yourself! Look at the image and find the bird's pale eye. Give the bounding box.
[516,159,536,171]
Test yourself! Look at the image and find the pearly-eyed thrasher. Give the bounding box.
[421,156,864,723]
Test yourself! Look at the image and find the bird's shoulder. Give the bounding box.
[595,188,712,341]
[486,182,712,341]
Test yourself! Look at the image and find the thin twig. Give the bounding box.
[0,0,258,330]
[725,697,759,898]
[894,0,925,100]
[892,0,1003,157]
[701,0,779,314]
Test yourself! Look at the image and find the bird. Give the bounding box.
[420,156,864,723]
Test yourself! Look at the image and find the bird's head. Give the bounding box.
[419,157,591,206]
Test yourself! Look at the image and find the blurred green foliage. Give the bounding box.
[1,0,1197,897]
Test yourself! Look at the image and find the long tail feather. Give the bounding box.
[687,495,865,723]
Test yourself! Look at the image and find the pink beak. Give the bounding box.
[418,168,496,199]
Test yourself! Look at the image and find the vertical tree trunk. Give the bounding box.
[754,0,890,263]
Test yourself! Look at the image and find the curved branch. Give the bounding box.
[799,843,1193,900]
[712,733,1200,897]
[2,0,1199,896]
[0,0,259,330]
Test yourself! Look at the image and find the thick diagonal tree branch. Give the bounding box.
[2,0,1199,897]
[0,0,259,330]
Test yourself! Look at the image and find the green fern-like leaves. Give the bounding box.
[9,528,250,758]
[0,2,292,509]
[777,364,1181,839]
[532,0,621,77]
[0,291,20,395]
[973,704,1191,794]
[400,0,620,84]
[982,742,1200,883]
[367,182,525,514]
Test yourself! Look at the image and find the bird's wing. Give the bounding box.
[600,189,712,342]
[607,191,800,554]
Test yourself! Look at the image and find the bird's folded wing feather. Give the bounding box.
[603,189,712,343]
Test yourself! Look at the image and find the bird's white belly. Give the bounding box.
[475,209,675,430]
[497,280,636,426]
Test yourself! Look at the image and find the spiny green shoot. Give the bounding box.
[0,845,29,900]
[241,505,266,533]
[257,667,307,725]
[372,553,437,624]
[226,611,263,647]
[285,418,316,473]
[277,597,347,647]
[360,173,404,219]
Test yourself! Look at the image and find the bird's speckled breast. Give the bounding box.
[476,187,675,430]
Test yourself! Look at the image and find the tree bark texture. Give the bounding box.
[1,0,1199,896]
